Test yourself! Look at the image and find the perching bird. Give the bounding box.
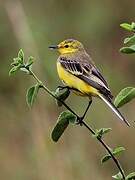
[49,39,130,126]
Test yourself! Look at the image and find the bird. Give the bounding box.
[49,39,130,126]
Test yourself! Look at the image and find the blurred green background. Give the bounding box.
[0,0,135,179]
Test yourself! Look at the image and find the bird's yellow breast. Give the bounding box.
[57,62,99,96]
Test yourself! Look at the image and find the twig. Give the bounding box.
[82,121,125,179]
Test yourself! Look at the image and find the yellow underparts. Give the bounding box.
[57,62,99,97]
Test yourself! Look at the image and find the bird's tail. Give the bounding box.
[98,94,130,127]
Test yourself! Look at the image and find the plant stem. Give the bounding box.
[27,68,126,180]
[28,68,78,116]
[82,121,125,179]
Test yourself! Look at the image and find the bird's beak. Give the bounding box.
[49,45,58,50]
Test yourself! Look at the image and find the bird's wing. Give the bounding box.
[59,56,113,99]
[59,56,130,127]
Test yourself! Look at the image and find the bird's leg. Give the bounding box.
[77,99,92,126]
[81,99,92,120]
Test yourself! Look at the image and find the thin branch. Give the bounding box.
[27,68,126,180]
[28,68,78,117]
[82,121,125,179]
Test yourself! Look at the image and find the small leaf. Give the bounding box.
[101,154,111,163]
[26,84,40,107]
[114,87,135,108]
[68,113,77,124]
[124,35,135,45]
[26,56,34,68]
[11,57,21,66]
[112,172,123,180]
[126,172,135,180]
[9,65,21,76]
[131,22,135,30]
[54,87,70,107]
[18,49,24,64]
[51,111,71,142]
[98,128,112,137]
[113,147,125,156]
[101,146,125,164]
[120,45,135,54]
[20,67,29,73]
[93,128,112,139]
[120,23,133,32]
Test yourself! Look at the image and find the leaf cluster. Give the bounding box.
[120,22,135,54]
[113,172,135,180]
[9,49,34,76]
[114,22,135,108]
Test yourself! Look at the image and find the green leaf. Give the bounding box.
[126,172,135,180]
[9,65,21,76]
[120,23,134,32]
[51,111,72,142]
[113,147,125,156]
[26,56,34,68]
[131,22,135,30]
[68,113,77,124]
[26,84,40,107]
[20,67,29,73]
[101,154,111,163]
[120,45,135,54]
[54,87,70,107]
[112,172,123,179]
[114,87,135,108]
[101,147,124,164]
[11,57,21,66]
[93,128,112,139]
[124,35,135,45]
[18,49,24,64]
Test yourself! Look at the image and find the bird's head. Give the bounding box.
[49,39,84,54]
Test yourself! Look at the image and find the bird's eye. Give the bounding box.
[64,45,69,48]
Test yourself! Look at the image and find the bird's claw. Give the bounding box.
[76,117,83,126]
[57,86,69,91]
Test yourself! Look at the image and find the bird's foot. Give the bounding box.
[57,86,69,91]
[76,116,83,126]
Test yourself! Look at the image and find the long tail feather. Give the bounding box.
[98,94,130,126]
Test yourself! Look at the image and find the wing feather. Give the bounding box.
[59,56,113,99]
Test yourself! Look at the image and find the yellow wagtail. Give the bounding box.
[49,39,130,126]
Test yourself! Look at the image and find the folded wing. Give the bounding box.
[59,56,113,100]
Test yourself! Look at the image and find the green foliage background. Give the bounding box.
[0,0,135,179]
